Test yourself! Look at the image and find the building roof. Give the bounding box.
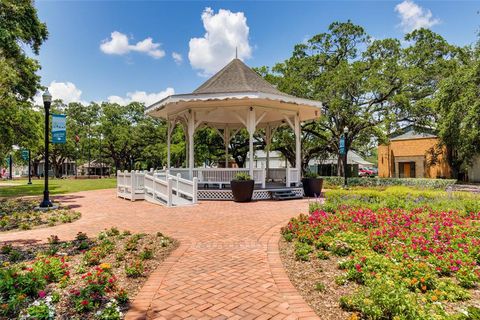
[390,125,437,141]
[193,59,287,96]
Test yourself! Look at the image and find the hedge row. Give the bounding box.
[319,176,457,190]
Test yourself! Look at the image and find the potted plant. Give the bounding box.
[301,171,323,198]
[230,172,255,202]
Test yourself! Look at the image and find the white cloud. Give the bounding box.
[34,81,85,105]
[172,52,183,65]
[107,87,175,106]
[395,0,440,32]
[100,31,165,59]
[188,7,252,76]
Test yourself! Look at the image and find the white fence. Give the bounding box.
[117,170,145,201]
[117,170,197,207]
[168,168,266,188]
[286,168,301,187]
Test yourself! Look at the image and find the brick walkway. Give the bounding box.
[0,189,319,320]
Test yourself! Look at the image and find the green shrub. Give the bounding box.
[294,241,313,261]
[233,172,251,181]
[125,260,144,277]
[139,247,154,260]
[320,176,456,189]
[316,251,329,260]
[314,282,326,292]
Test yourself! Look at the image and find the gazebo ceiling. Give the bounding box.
[145,59,323,126]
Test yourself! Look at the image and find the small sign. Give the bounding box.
[21,150,29,161]
[52,114,66,144]
[339,136,346,155]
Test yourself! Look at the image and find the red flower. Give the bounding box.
[81,300,89,306]
[355,264,362,273]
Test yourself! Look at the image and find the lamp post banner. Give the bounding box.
[21,150,29,161]
[339,136,346,155]
[52,114,66,144]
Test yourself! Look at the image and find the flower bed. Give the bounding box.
[282,189,480,320]
[0,199,81,232]
[0,228,177,319]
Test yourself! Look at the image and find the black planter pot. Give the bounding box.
[230,180,255,202]
[301,177,323,198]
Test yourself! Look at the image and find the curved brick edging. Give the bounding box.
[266,224,320,320]
[125,242,191,320]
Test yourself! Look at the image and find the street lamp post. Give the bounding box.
[28,149,32,185]
[39,89,53,208]
[87,131,91,178]
[100,133,103,178]
[343,127,349,189]
[8,154,12,180]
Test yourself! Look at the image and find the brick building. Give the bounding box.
[378,127,452,179]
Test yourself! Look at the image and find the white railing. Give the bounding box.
[267,168,287,182]
[286,168,301,187]
[117,170,145,201]
[117,170,197,207]
[166,168,266,188]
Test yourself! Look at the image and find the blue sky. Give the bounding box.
[34,1,479,106]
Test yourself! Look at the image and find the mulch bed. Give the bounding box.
[0,198,81,232]
[279,238,357,320]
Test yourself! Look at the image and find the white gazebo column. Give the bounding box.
[246,107,256,178]
[166,118,172,169]
[187,110,195,178]
[265,124,272,181]
[294,113,301,186]
[224,126,230,168]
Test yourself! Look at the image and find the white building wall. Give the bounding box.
[468,156,480,183]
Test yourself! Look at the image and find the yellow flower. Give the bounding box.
[2,262,10,267]
[349,313,360,320]
[100,262,111,270]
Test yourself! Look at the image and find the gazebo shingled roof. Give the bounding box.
[193,59,287,96]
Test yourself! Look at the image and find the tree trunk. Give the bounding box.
[337,155,343,176]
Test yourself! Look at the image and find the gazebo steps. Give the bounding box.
[271,189,303,201]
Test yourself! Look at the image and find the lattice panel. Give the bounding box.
[198,190,234,200]
[252,190,272,200]
[177,188,304,201]
[292,188,304,197]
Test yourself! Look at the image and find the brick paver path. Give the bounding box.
[0,189,319,320]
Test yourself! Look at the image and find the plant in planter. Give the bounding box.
[301,172,323,198]
[230,173,254,202]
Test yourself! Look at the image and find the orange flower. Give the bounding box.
[421,285,427,291]
[431,295,438,301]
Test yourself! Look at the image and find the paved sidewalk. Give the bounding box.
[0,189,319,320]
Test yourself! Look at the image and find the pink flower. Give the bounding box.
[38,290,47,298]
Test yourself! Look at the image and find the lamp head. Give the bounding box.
[344,126,349,134]
[42,89,52,103]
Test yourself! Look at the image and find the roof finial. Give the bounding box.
[235,46,238,59]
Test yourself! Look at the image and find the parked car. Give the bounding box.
[359,167,375,177]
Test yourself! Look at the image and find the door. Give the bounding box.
[403,163,411,178]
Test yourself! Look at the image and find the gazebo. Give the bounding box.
[143,58,322,200]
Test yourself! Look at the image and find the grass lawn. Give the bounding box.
[0,178,116,198]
